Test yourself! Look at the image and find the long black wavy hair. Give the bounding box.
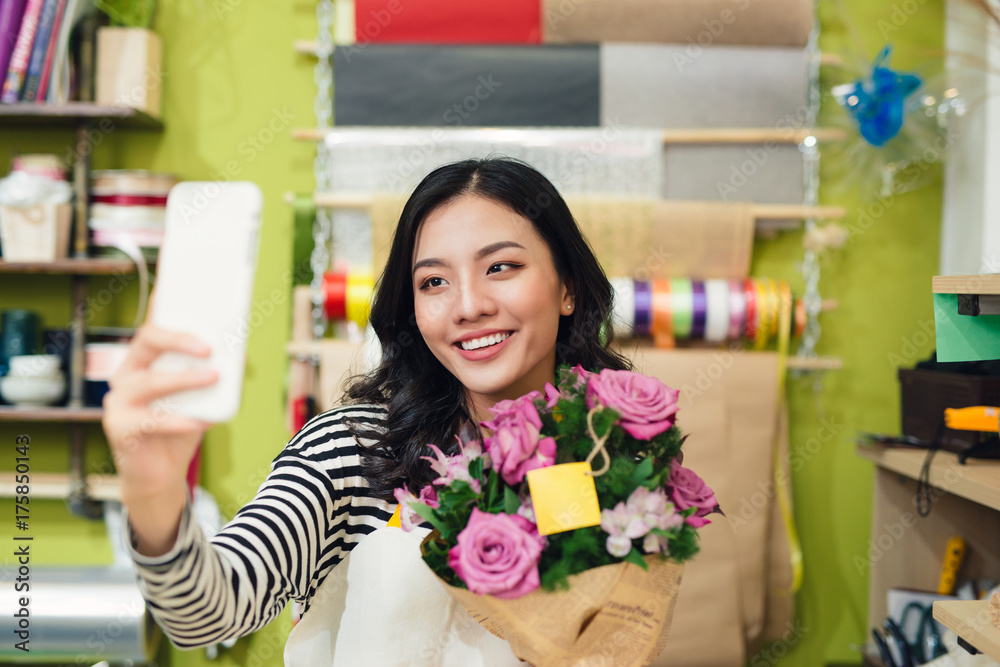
[344,157,631,501]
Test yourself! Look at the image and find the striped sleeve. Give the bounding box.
[125,404,393,648]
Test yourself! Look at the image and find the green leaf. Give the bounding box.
[412,503,448,535]
[504,485,521,515]
[631,457,655,487]
[624,547,649,570]
[469,456,484,482]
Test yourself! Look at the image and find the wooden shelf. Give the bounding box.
[0,472,121,501]
[933,274,1000,295]
[933,600,1000,662]
[292,126,849,145]
[0,103,162,129]
[0,258,144,274]
[857,444,1000,512]
[0,406,103,422]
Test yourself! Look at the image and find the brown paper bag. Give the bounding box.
[426,532,684,667]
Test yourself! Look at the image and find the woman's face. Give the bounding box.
[412,194,573,420]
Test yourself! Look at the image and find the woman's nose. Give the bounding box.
[454,281,497,322]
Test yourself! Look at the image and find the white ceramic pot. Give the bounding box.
[9,354,62,378]
[0,372,66,407]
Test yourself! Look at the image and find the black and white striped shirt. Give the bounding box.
[126,403,395,648]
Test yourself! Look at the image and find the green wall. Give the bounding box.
[0,1,944,665]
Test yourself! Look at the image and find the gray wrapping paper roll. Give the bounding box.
[542,0,813,47]
[601,44,809,129]
[0,566,158,664]
[333,45,600,127]
[663,144,804,204]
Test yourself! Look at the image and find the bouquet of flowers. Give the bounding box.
[395,365,719,667]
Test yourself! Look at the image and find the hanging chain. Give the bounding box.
[309,0,335,340]
[794,12,824,383]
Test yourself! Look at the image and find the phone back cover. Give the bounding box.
[150,182,262,422]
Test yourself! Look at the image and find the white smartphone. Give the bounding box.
[149,181,263,423]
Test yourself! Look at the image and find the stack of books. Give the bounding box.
[0,0,96,104]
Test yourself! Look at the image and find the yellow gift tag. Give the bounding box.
[386,504,402,528]
[526,462,602,536]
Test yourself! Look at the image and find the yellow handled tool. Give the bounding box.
[938,536,966,595]
[944,406,1000,433]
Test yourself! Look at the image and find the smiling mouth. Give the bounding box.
[456,331,513,351]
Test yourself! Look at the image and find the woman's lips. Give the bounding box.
[454,331,514,361]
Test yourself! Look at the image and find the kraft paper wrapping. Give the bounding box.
[439,553,684,667]
[601,44,809,130]
[370,195,754,281]
[542,0,813,48]
[315,344,796,665]
[566,198,755,280]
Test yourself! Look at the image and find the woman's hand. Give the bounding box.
[103,324,217,498]
[102,298,219,554]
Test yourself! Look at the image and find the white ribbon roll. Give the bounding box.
[609,277,635,339]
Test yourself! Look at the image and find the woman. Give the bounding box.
[102,157,631,663]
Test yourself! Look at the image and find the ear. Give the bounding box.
[560,277,576,313]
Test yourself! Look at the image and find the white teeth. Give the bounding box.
[460,332,511,351]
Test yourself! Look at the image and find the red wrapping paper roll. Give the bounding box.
[354,0,541,44]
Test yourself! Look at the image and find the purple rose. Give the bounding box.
[448,508,546,599]
[586,369,680,440]
[668,460,717,525]
[482,399,556,486]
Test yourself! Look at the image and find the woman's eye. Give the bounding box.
[419,277,444,291]
[488,262,520,274]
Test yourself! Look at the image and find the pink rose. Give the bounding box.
[668,461,717,524]
[482,399,556,486]
[480,391,544,432]
[448,508,546,599]
[586,370,680,440]
[543,382,561,408]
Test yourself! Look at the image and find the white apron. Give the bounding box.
[283,522,528,667]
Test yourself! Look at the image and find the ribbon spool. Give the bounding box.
[323,271,347,320]
[651,279,674,348]
[670,278,693,340]
[346,273,375,329]
[727,280,745,342]
[743,279,758,342]
[633,281,652,337]
[609,277,636,338]
[704,280,730,343]
[690,281,707,340]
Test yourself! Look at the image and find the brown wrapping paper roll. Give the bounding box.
[628,347,792,666]
[370,194,755,281]
[567,198,755,280]
[542,0,814,48]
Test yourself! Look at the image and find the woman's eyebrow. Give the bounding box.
[412,241,526,275]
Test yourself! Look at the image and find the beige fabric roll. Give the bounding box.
[567,197,755,280]
[542,0,813,48]
[370,193,409,274]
